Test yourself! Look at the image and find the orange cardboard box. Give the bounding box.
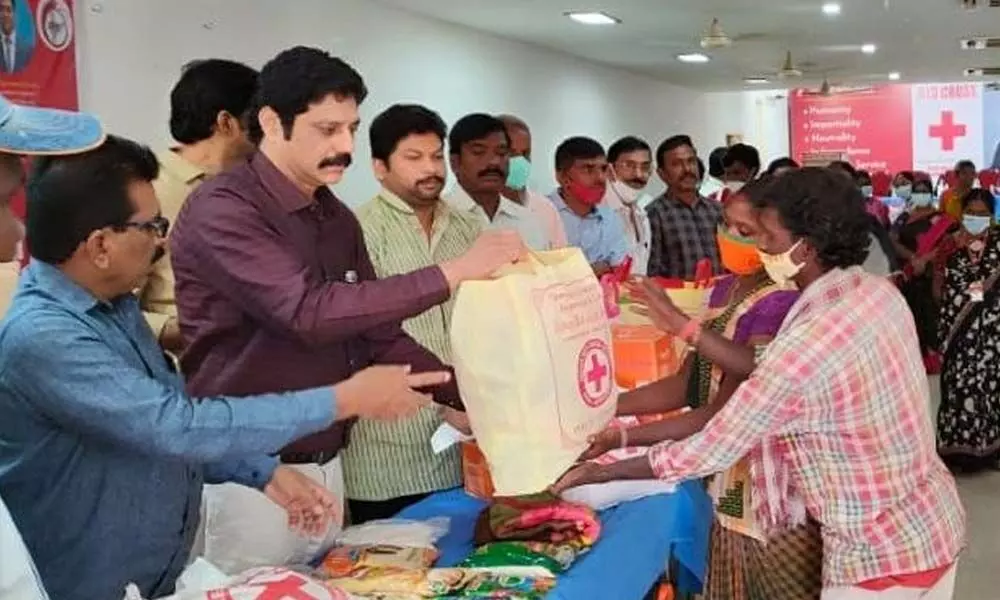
[461,441,495,500]
[612,324,680,390]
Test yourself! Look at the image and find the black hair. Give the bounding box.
[369,104,446,163]
[697,157,706,181]
[913,179,934,194]
[956,160,977,173]
[895,170,915,184]
[448,113,509,156]
[961,188,996,214]
[655,135,695,170]
[766,157,799,176]
[247,46,367,145]
[607,136,651,164]
[828,160,857,178]
[723,143,761,172]
[169,59,259,145]
[555,136,605,171]
[752,167,871,269]
[856,169,872,182]
[26,135,159,265]
[708,147,728,178]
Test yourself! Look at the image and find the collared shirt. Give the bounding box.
[523,190,568,249]
[139,149,206,336]
[646,193,723,279]
[0,495,48,600]
[648,267,965,587]
[170,152,460,457]
[0,261,334,600]
[344,190,482,501]
[446,185,550,251]
[548,190,629,266]
[602,186,652,276]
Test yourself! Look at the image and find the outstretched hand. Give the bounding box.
[623,278,688,334]
[549,461,610,495]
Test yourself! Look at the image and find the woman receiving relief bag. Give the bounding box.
[574,177,822,600]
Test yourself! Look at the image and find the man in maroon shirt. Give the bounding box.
[169,46,524,570]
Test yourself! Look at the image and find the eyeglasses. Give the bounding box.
[116,215,170,238]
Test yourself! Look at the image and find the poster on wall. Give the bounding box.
[788,85,913,175]
[790,81,1000,178]
[0,0,77,227]
[985,83,1000,170]
[911,83,984,176]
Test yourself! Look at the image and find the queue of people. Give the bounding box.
[0,41,984,600]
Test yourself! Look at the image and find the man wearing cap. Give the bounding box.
[0,92,105,600]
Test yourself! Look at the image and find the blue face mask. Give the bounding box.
[506,156,532,191]
[963,214,992,236]
[910,192,934,208]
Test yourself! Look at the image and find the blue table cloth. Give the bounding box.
[397,480,712,600]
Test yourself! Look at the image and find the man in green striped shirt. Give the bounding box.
[345,104,482,522]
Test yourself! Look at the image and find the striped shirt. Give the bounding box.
[646,193,722,279]
[343,190,482,501]
[648,267,965,587]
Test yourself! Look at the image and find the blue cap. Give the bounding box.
[0,94,105,155]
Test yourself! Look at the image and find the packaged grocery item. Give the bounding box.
[319,544,438,578]
[334,517,448,549]
[450,249,617,496]
[325,566,467,597]
[611,324,680,389]
[127,566,351,600]
[461,441,496,500]
[459,541,580,575]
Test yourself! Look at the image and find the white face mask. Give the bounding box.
[860,185,874,198]
[758,240,804,284]
[723,180,746,194]
[910,192,934,208]
[894,185,913,200]
[609,179,642,205]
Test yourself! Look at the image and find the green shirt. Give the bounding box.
[343,189,482,500]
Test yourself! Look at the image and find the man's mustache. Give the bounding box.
[319,154,352,169]
[627,178,647,188]
[416,176,445,188]
[478,167,505,179]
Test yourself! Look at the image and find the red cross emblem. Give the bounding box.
[577,339,613,407]
[928,110,967,152]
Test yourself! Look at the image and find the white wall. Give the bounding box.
[75,0,712,204]
[699,90,792,169]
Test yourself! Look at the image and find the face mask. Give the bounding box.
[506,156,531,191]
[610,180,641,205]
[963,215,992,236]
[910,192,933,208]
[566,180,605,206]
[717,228,762,276]
[758,240,804,284]
[723,180,746,194]
[860,185,874,198]
[894,185,913,200]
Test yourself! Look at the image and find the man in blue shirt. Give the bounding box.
[548,137,628,275]
[0,134,449,600]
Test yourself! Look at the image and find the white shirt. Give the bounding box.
[446,185,550,251]
[603,184,652,276]
[0,495,49,600]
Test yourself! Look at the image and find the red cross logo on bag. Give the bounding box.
[577,339,613,407]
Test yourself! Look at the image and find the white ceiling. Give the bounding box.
[375,0,1000,91]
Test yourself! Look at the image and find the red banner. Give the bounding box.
[788,85,912,175]
[0,0,77,244]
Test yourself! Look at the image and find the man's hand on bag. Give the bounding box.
[334,365,450,421]
[439,229,528,290]
[264,465,339,537]
[623,277,688,334]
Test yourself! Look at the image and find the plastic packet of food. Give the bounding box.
[319,544,439,578]
[334,517,449,548]
[459,541,577,576]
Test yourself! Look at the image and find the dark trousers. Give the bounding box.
[347,492,431,525]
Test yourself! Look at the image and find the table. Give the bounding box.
[397,481,712,600]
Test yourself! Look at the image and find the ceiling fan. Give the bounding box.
[700,17,769,49]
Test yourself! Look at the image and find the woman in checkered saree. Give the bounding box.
[583,179,822,599]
